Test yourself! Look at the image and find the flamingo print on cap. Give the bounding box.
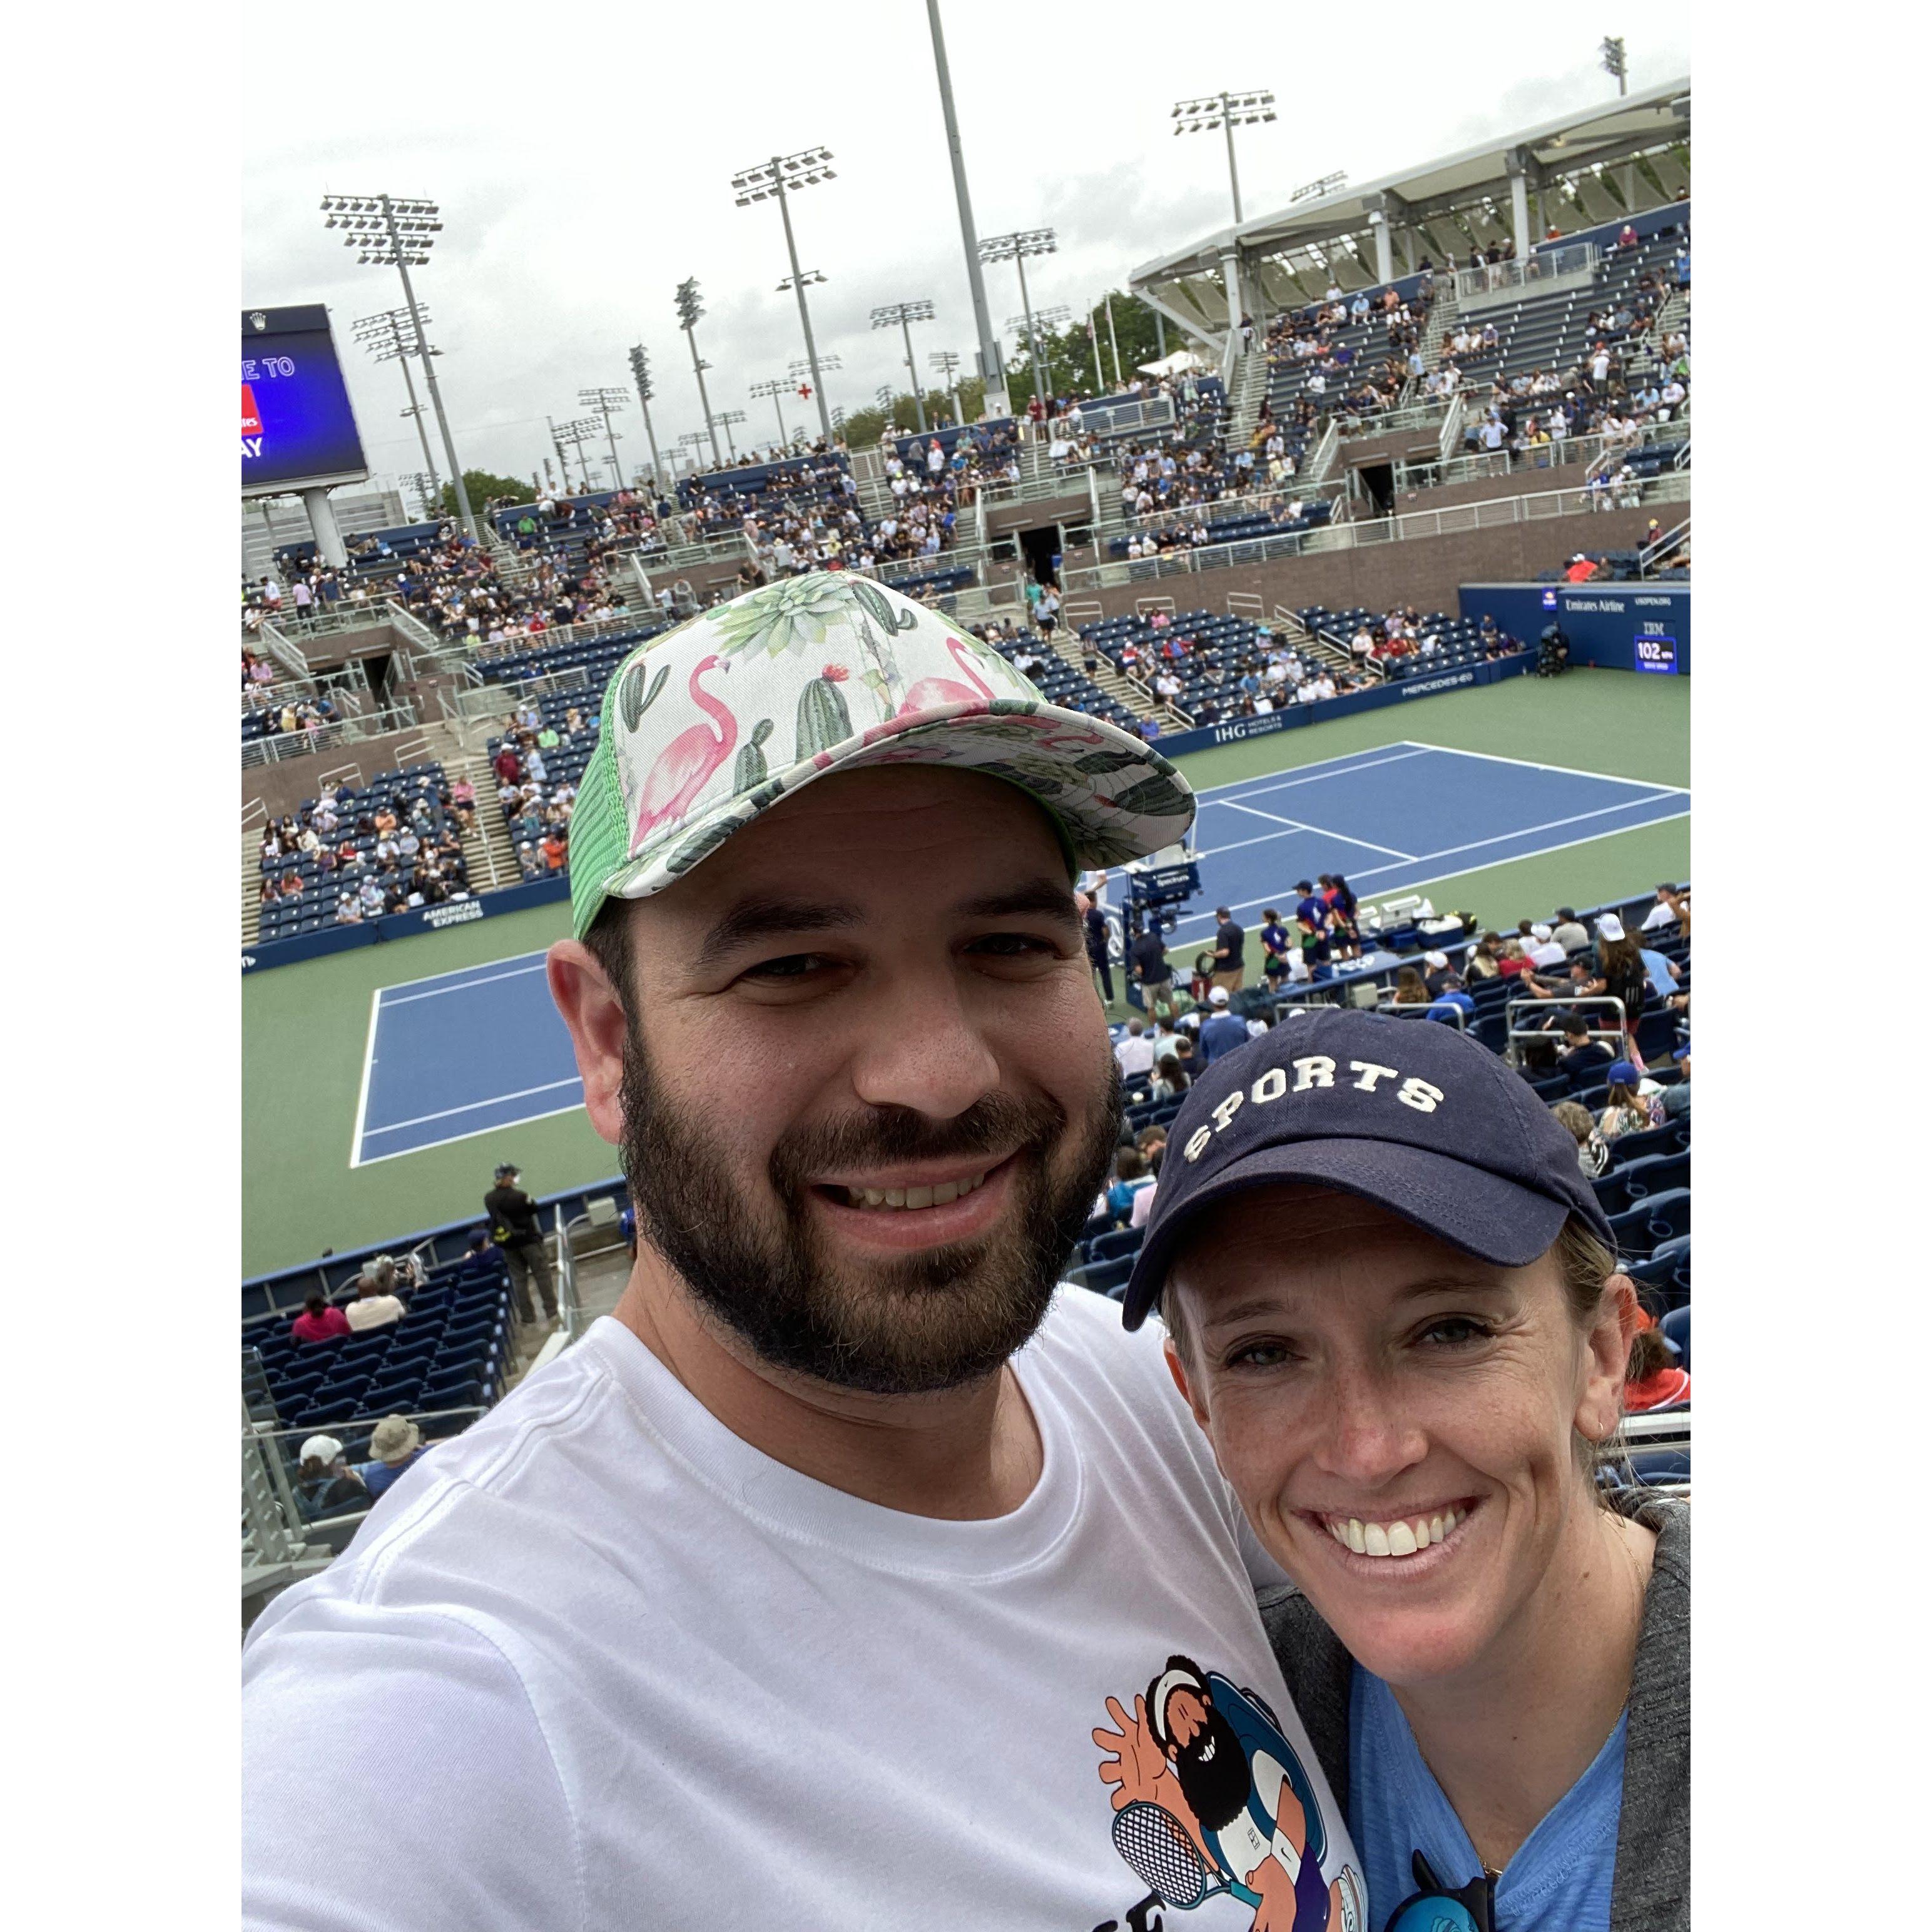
[631,654,738,852]
[895,634,996,716]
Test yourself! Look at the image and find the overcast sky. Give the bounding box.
[242,2,1689,496]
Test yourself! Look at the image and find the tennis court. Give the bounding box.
[349,740,1687,1166]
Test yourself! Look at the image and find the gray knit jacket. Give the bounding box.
[1257,1497,1689,1931]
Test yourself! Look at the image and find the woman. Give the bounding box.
[1118,1009,1686,1931]
[1149,1054,1190,1103]
[1580,917,1650,1040]
[1323,875,1361,962]
[1461,933,1503,982]
[1599,1061,1665,1140]
[1391,966,1430,1006]
[1624,1324,1690,1413]
[1550,1098,1612,1179]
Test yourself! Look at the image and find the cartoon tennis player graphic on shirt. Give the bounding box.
[1093,1655,1363,1931]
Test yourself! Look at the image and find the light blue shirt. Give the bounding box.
[1348,1666,1626,1931]
[1639,948,1678,1002]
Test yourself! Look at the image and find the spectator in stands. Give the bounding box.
[1391,967,1430,1006]
[1549,1097,1613,1177]
[1599,1062,1666,1139]
[484,1163,558,1324]
[1113,1017,1157,1083]
[1552,907,1590,953]
[1522,922,1567,971]
[358,1415,431,1502]
[296,1436,369,1518]
[1421,950,1458,1000]
[1209,905,1245,994]
[1104,1147,1157,1228]
[1462,932,1503,982]
[1196,986,1249,1065]
[1662,1052,1691,1119]
[464,1228,505,1271]
[1624,1325,1690,1413]
[291,1293,352,1345]
[1581,916,1651,1035]
[1150,1054,1190,1103]
[345,1263,407,1333]
[1559,1017,1615,1084]
[1143,1014,1685,1929]
[1641,884,1689,939]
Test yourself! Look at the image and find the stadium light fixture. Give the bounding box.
[1007,304,1070,407]
[709,409,748,463]
[777,270,828,293]
[626,343,666,492]
[872,300,937,433]
[553,415,602,491]
[353,305,441,492]
[1290,170,1348,205]
[978,229,1058,415]
[929,346,966,425]
[579,385,631,490]
[733,146,837,442]
[1171,89,1276,226]
[321,190,477,539]
[1600,35,1629,96]
[749,375,795,447]
[674,278,723,468]
[789,353,841,418]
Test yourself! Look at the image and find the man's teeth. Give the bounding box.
[1326,1507,1462,1558]
[841,1171,990,1211]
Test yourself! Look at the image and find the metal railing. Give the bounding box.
[1455,242,1600,305]
[1505,994,1627,1069]
[250,616,310,683]
[1437,394,1466,465]
[242,698,422,770]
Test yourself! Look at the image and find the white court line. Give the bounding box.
[380,960,552,1007]
[1194,746,1432,808]
[1396,740,1690,797]
[1218,799,1415,862]
[353,1101,590,1169]
[347,988,383,1171]
[360,1076,585,1141]
[372,945,550,999]
[1164,794,1689,935]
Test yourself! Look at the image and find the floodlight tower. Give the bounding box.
[579,386,630,489]
[675,279,723,467]
[555,417,600,490]
[733,146,838,442]
[1007,305,1070,412]
[711,409,748,463]
[930,348,965,425]
[353,305,440,494]
[1172,91,1276,350]
[320,191,477,539]
[789,355,841,444]
[978,229,1057,416]
[626,343,665,492]
[871,301,937,434]
[750,377,792,447]
[1601,36,1629,95]
[400,470,439,519]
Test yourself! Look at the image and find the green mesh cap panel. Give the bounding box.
[566,726,631,941]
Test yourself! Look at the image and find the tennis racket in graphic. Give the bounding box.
[1111,1801,1253,1911]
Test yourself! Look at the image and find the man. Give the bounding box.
[358,1415,431,1502]
[343,1265,406,1333]
[1129,921,1179,1021]
[1525,922,1567,971]
[483,1162,558,1324]
[1551,907,1590,953]
[1114,1015,1157,1083]
[1081,893,1116,1005]
[1197,985,1251,1067]
[1210,905,1246,994]
[243,574,1363,1930]
[1558,1015,1615,1084]
[1421,949,1458,1000]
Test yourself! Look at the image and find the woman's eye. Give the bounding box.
[1224,1340,1295,1370]
[1417,1317,1492,1350]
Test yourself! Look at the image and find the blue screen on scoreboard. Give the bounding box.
[1634,634,1679,675]
[241,304,369,495]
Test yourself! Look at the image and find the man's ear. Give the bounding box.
[547,936,629,1146]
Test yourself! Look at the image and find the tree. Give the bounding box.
[436,469,539,520]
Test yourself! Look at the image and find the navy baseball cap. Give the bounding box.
[1119,1007,1619,1331]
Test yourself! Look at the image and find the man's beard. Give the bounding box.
[617,1025,1122,1396]
[1170,1704,1253,1836]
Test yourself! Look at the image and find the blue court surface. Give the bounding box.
[350,741,1687,1166]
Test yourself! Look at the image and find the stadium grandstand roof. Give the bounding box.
[1133,76,1690,338]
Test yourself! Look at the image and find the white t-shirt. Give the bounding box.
[1114,1032,1157,1077]
[343,1294,404,1331]
[243,1301,1365,1932]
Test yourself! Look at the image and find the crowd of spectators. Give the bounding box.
[1341,605,1523,673]
[1264,272,1438,425]
[488,699,591,882]
[257,769,473,929]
